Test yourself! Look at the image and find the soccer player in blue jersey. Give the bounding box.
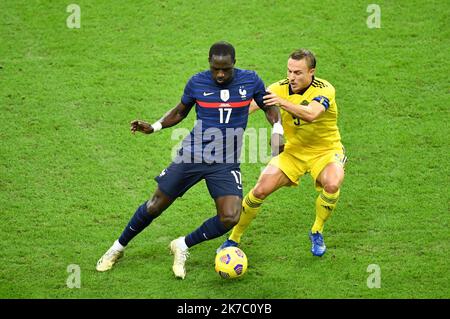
[96,41,283,279]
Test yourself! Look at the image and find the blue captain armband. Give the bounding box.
[312,95,330,110]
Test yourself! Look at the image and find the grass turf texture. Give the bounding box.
[0,0,448,298]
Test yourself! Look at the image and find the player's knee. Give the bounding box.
[252,185,268,200]
[219,209,240,229]
[323,182,340,194]
[145,198,163,218]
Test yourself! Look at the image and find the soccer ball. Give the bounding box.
[215,247,248,279]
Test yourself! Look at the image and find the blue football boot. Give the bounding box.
[309,231,326,257]
[216,239,238,253]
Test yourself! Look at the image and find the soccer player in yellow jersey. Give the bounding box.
[218,49,347,256]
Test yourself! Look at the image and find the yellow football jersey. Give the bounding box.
[268,77,342,151]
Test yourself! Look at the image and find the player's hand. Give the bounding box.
[263,92,285,108]
[130,120,153,134]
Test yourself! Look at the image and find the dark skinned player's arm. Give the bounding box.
[258,103,284,156]
[130,102,194,134]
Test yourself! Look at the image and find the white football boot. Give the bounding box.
[96,241,124,272]
[169,237,190,279]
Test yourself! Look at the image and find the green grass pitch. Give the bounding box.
[0,0,448,298]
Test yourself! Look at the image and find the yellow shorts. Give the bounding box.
[269,144,347,191]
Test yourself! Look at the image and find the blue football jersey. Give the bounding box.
[176,68,266,164]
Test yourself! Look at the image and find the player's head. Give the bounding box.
[287,49,316,93]
[209,41,236,85]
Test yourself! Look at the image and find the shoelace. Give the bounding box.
[106,248,121,259]
[175,250,190,264]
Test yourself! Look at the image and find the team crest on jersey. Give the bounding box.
[239,86,247,99]
[301,100,309,106]
[220,89,230,102]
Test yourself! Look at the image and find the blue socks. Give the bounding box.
[118,202,154,246]
[185,215,229,248]
[118,202,229,249]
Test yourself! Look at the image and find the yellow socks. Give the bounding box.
[229,190,263,243]
[230,188,340,241]
[311,189,340,233]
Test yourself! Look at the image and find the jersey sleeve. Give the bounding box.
[252,72,267,108]
[312,86,335,111]
[266,81,284,96]
[181,77,196,108]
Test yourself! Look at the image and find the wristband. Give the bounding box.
[151,121,162,132]
[272,122,284,135]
